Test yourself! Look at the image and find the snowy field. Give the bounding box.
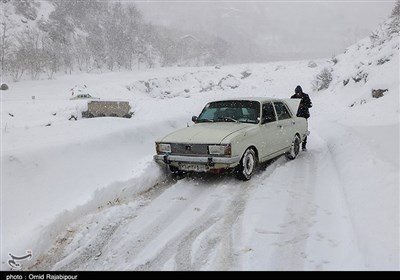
[1,35,399,270]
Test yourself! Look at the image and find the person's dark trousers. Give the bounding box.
[303,118,309,149]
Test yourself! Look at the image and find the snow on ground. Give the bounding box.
[1,31,399,270]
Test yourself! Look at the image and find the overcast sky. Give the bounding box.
[135,0,394,62]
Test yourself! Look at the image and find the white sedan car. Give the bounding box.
[154,97,309,180]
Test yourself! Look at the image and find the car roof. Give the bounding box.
[207,97,283,103]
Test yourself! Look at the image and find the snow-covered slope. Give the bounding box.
[1,22,398,270]
[319,18,399,126]
[307,19,399,269]
[2,0,54,33]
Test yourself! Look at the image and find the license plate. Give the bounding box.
[179,163,208,172]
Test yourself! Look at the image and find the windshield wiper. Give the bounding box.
[225,117,239,122]
[197,118,214,122]
[217,117,239,123]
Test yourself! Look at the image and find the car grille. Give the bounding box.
[170,143,209,155]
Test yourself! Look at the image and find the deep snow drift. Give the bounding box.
[1,31,399,270]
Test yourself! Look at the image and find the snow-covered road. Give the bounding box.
[29,122,378,270]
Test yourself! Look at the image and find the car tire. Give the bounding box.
[236,148,257,181]
[286,134,301,160]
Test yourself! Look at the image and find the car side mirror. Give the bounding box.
[192,116,198,123]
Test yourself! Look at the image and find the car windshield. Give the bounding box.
[197,100,260,124]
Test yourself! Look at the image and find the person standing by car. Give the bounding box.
[291,85,312,150]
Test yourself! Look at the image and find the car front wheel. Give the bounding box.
[236,148,257,181]
[286,134,301,160]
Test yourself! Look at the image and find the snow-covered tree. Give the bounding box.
[2,0,231,80]
[312,67,333,91]
[388,0,400,35]
[16,28,44,79]
[1,3,16,73]
[14,0,39,20]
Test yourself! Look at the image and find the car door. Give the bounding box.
[273,101,295,152]
[258,102,281,161]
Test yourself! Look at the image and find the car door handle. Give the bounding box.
[291,121,295,125]
[277,124,283,129]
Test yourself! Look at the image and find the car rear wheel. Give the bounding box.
[286,134,301,160]
[236,148,257,181]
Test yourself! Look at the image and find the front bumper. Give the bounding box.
[153,154,241,170]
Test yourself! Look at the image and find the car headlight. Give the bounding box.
[208,144,231,155]
[156,143,171,153]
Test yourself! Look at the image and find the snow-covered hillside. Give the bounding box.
[1,21,399,270]
[325,18,399,126]
[1,0,231,85]
[2,0,54,32]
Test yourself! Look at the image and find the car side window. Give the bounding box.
[261,102,276,124]
[274,102,292,120]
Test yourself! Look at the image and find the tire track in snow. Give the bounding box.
[127,176,252,271]
[268,150,318,270]
[127,157,306,271]
[310,131,365,269]
[134,212,221,270]
[267,129,364,270]
[238,128,364,270]
[309,127,366,269]
[40,175,241,270]
[32,153,324,271]
[118,178,230,270]
[29,175,177,271]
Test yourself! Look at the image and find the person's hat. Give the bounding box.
[295,85,303,94]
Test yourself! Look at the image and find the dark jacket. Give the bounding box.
[291,87,312,119]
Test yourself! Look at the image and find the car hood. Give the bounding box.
[159,122,253,144]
